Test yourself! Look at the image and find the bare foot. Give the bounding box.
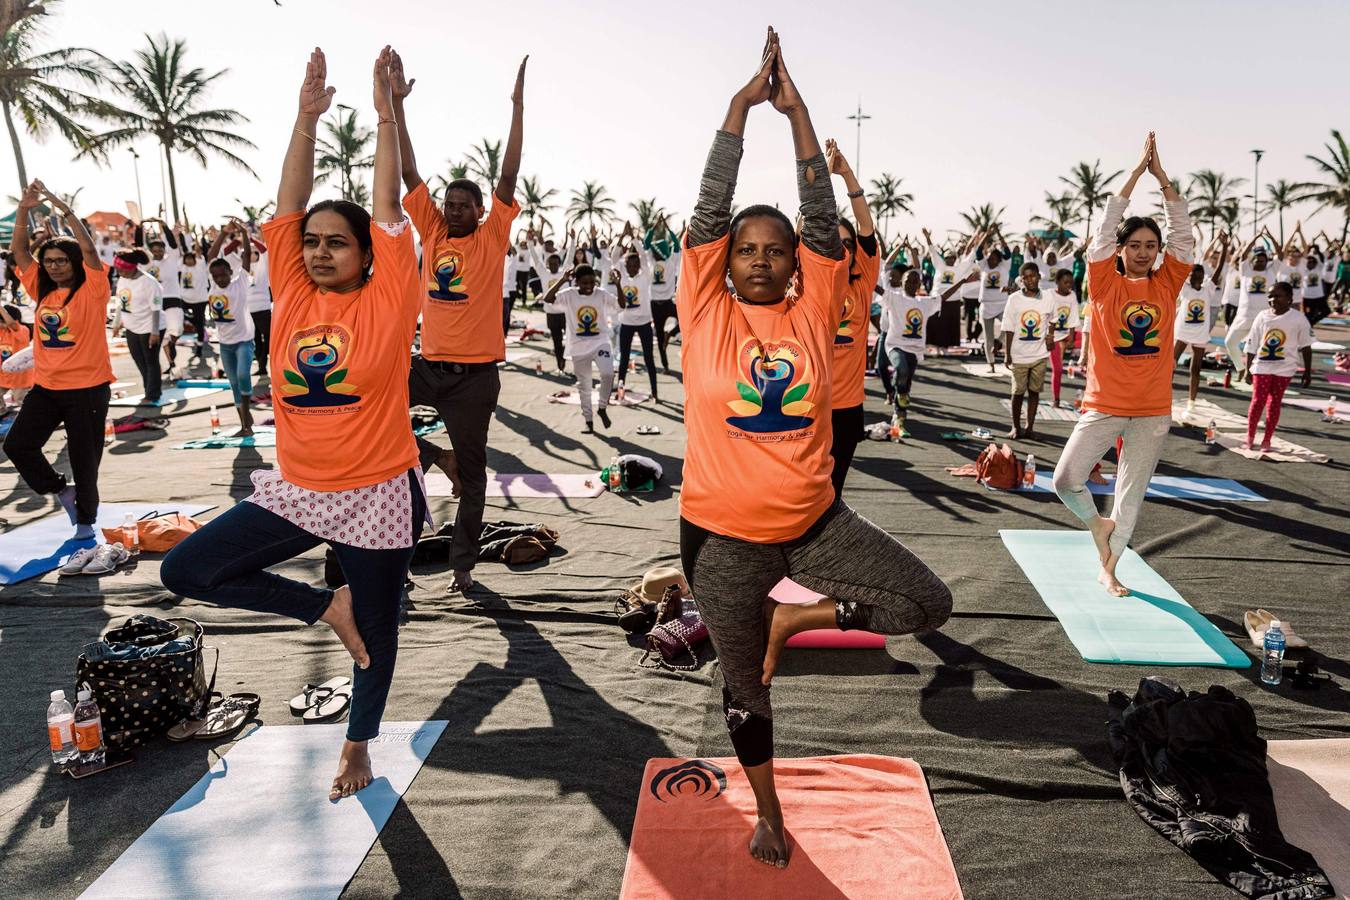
[329,740,372,801]
[434,449,462,497]
[1087,517,1116,567]
[750,812,790,868]
[448,570,474,593]
[319,585,370,669]
[1097,567,1130,597]
[1259,441,1272,453]
[1006,427,1023,439]
[761,599,834,685]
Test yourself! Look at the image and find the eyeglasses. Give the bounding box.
[41,258,73,267]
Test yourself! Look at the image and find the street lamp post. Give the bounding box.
[847,98,871,175]
[128,147,144,216]
[1251,148,1265,240]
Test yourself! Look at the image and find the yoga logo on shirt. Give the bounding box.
[279,323,362,410]
[1289,272,1303,289]
[1184,297,1206,324]
[1056,305,1071,328]
[1114,300,1163,356]
[1259,327,1287,361]
[620,284,641,309]
[725,337,815,437]
[1249,275,1268,295]
[36,304,74,349]
[652,262,666,285]
[985,272,1001,289]
[649,759,726,804]
[147,264,160,281]
[940,271,954,285]
[428,248,468,302]
[180,271,194,289]
[902,307,925,339]
[574,304,601,336]
[834,294,856,345]
[117,287,133,313]
[1017,310,1042,341]
[207,292,234,322]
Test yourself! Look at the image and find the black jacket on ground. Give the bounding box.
[1106,677,1332,900]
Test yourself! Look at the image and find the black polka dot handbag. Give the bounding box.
[75,615,218,754]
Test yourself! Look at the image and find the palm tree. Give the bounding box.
[1260,179,1300,245]
[0,3,106,193]
[1216,198,1243,235]
[314,105,373,203]
[466,137,501,192]
[1030,190,1080,241]
[430,159,471,203]
[566,180,616,231]
[83,33,255,225]
[959,203,1006,236]
[867,172,913,241]
[1187,169,1246,240]
[1295,130,1350,243]
[518,175,558,224]
[1059,160,1123,240]
[235,198,275,226]
[629,197,667,233]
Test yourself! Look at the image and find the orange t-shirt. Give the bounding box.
[0,322,34,389]
[678,234,849,543]
[830,241,880,409]
[1083,253,1190,417]
[18,262,114,391]
[262,211,422,492]
[403,182,519,363]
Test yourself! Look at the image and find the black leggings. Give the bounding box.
[1304,296,1331,327]
[184,303,207,358]
[617,322,658,396]
[2,383,110,524]
[829,404,863,497]
[964,297,981,341]
[545,312,566,370]
[874,331,893,398]
[252,310,272,376]
[125,329,165,402]
[651,300,677,369]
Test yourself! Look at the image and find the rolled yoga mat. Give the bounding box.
[424,471,608,499]
[620,755,964,900]
[81,721,447,900]
[1267,739,1350,899]
[0,502,214,584]
[768,578,887,649]
[999,529,1250,668]
[1008,471,1267,502]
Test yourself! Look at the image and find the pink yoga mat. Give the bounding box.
[769,579,888,649]
[1327,373,1350,385]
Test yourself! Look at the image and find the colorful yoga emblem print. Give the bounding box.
[1249,274,1268,295]
[1289,271,1303,290]
[834,294,856,345]
[428,248,468,302]
[37,304,75,349]
[1184,297,1206,324]
[985,271,1001,289]
[1258,327,1287,361]
[939,270,955,286]
[621,284,641,309]
[1056,305,1072,329]
[180,270,195,290]
[1114,300,1162,356]
[1017,309,1043,341]
[902,307,925,339]
[652,262,666,285]
[208,292,234,322]
[278,323,361,409]
[574,304,600,336]
[724,337,815,437]
[117,287,133,313]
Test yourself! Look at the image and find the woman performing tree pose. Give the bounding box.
[1052,132,1194,597]
[678,28,952,868]
[4,181,114,540]
[163,47,427,800]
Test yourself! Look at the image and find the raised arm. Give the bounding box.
[388,50,422,190]
[1209,233,1231,288]
[496,56,527,206]
[825,138,874,238]
[38,181,100,268]
[770,34,840,259]
[278,48,336,216]
[371,46,401,224]
[537,267,573,306]
[1146,134,1192,262]
[1087,134,1153,263]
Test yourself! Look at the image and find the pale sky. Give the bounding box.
[5,0,1349,242]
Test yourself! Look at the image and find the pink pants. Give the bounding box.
[1050,342,1065,403]
[1246,373,1291,446]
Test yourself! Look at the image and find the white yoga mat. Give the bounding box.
[110,385,227,407]
[997,399,1081,422]
[1213,431,1330,463]
[960,363,1005,379]
[1171,398,1247,429]
[82,721,447,900]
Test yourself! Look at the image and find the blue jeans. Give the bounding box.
[887,347,918,399]
[160,471,426,742]
[219,340,254,405]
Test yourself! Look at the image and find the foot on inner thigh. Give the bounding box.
[329,740,373,801]
[1087,516,1116,567]
[320,585,369,669]
[750,811,790,868]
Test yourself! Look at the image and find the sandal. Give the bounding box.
[288,676,351,717]
[167,690,222,741]
[193,692,261,740]
[302,684,353,724]
[636,424,661,435]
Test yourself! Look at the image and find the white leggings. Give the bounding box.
[572,345,614,422]
[983,316,1001,365]
[1051,411,1170,558]
[1225,316,1253,374]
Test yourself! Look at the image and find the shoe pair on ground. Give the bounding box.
[1243,608,1309,650]
[59,543,131,576]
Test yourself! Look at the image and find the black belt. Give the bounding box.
[421,358,497,374]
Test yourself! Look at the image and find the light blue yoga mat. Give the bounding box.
[1011,471,1267,502]
[0,502,214,584]
[999,529,1250,668]
[82,721,447,900]
[175,378,232,389]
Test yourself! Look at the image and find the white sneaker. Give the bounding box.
[59,546,101,576]
[81,542,130,575]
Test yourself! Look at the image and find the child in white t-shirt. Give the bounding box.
[1173,234,1229,408]
[1046,270,1081,407]
[538,265,621,433]
[1000,264,1058,438]
[1243,282,1312,451]
[206,257,256,436]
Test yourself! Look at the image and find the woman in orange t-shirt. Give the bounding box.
[1051,133,1194,597]
[163,47,426,802]
[4,181,113,540]
[677,29,951,870]
[0,305,34,404]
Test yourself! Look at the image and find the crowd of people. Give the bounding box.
[2,30,1346,869]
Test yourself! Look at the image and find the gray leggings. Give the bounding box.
[682,502,952,766]
[983,316,1001,365]
[1051,411,1170,558]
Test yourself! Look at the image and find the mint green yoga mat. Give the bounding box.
[999,529,1249,668]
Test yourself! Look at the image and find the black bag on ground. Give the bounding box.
[76,615,215,754]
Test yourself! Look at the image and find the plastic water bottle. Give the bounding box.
[616,384,626,403]
[122,512,139,557]
[1204,420,1216,444]
[1021,454,1036,490]
[608,455,622,492]
[73,689,105,766]
[1074,389,1084,411]
[889,415,901,441]
[1325,396,1339,422]
[534,359,542,375]
[104,419,115,446]
[1261,621,1286,686]
[209,404,221,434]
[47,690,77,767]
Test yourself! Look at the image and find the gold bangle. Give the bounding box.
[377,117,397,127]
[294,127,315,142]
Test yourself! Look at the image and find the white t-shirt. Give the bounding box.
[614,252,654,327]
[1000,290,1056,364]
[1302,262,1325,299]
[148,247,183,298]
[178,259,208,304]
[207,274,255,345]
[530,242,572,314]
[557,286,618,359]
[1236,262,1276,321]
[114,273,163,334]
[1175,281,1217,347]
[1048,290,1081,342]
[1221,266,1242,308]
[879,288,940,357]
[1245,308,1311,378]
[977,258,1012,319]
[246,252,271,313]
[928,246,974,295]
[650,249,680,302]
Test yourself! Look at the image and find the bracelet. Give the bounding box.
[847,188,865,199]
[377,117,397,127]
[294,127,315,142]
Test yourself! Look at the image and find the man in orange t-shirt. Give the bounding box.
[390,52,526,592]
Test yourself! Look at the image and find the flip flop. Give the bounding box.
[636,424,661,435]
[288,676,351,717]
[167,691,222,741]
[302,684,353,724]
[193,693,261,740]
